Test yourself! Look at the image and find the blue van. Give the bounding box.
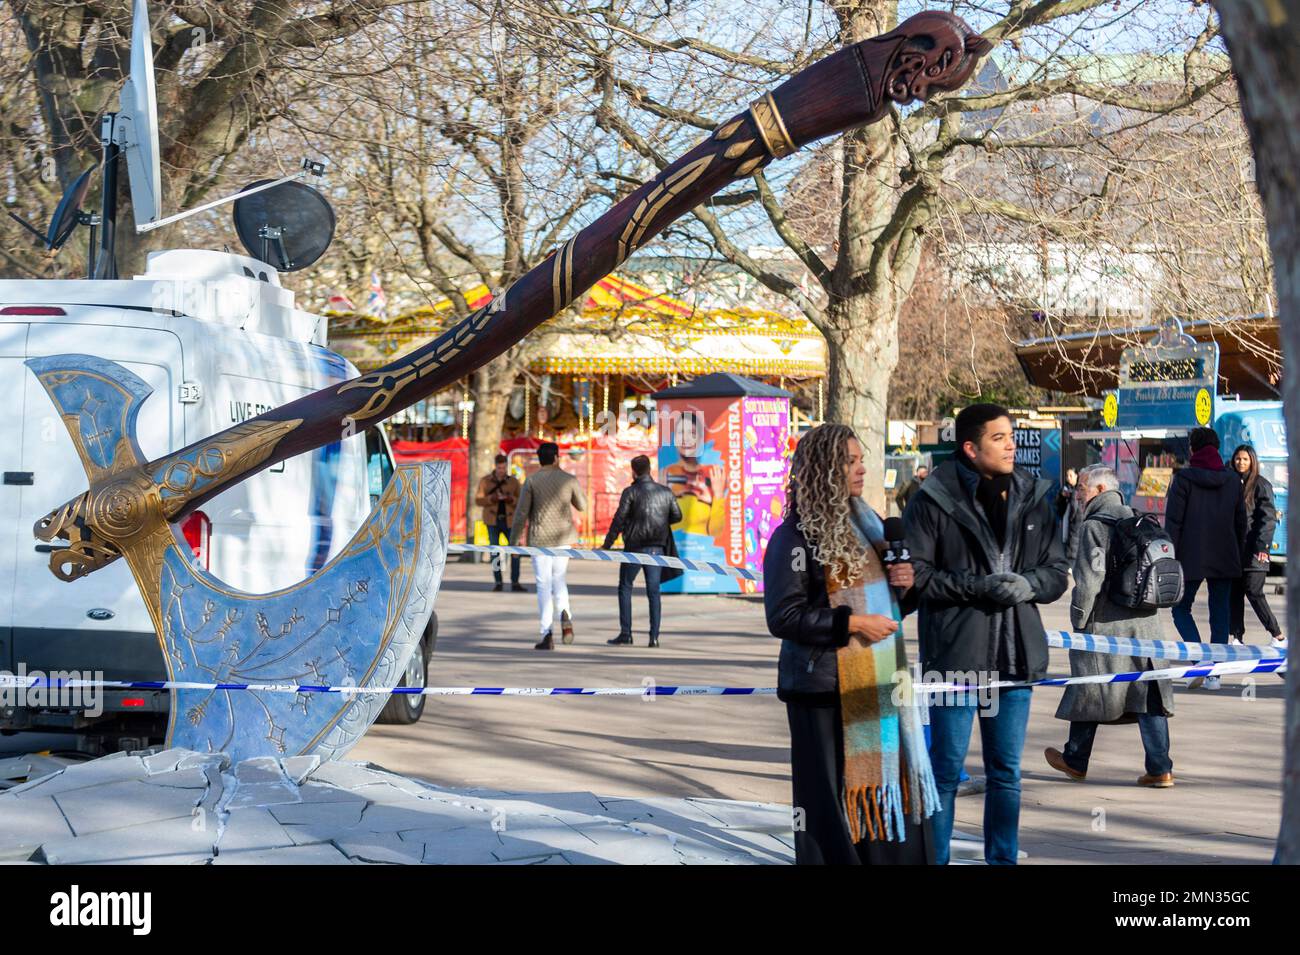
[1215,400,1287,565]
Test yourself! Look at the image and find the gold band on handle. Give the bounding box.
[748,93,796,159]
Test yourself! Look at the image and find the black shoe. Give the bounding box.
[648,635,660,648]
[560,610,575,645]
[534,631,554,650]
[607,634,634,646]
[492,582,503,592]
[511,583,527,592]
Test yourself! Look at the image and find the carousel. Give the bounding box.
[326,268,828,542]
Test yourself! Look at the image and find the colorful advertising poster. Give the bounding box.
[657,397,742,594]
[741,396,790,590]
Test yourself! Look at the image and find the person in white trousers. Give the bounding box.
[532,554,571,647]
[509,441,588,650]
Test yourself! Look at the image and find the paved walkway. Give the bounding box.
[350,557,1288,864]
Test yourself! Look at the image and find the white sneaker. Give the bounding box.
[1204,676,1221,690]
[1230,635,1245,645]
[1270,635,1287,652]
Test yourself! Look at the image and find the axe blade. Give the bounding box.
[25,354,450,763]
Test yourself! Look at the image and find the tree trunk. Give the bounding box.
[1213,0,1300,863]
[466,353,516,542]
[823,293,900,513]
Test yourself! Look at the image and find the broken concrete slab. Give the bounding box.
[357,800,487,834]
[215,808,298,855]
[5,755,147,798]
[331,832,424,865]
[0,794,74,853]
[0,750,795,865]
[141,767,211,789]
[223,781,301,811]
[176,752,230,772]
[141,748,190,775]
[279,755,320,785]
[0,754,69,790]
[211,843,353,865]
[305,761,392,790]
[683,797,792,832]
[39,815,215,865]
[55,779,197,836]
[268,799,366,828]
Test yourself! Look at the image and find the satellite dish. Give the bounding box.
[232,180,336,272]
[47,167,97,251]
[6,166,97,255]
[118,0,162,229]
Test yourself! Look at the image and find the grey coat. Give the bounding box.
[1055,489,1175,723]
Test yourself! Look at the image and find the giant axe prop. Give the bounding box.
[29,12,989,761]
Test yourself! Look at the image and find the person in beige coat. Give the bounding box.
[510,442,588,649]
[1044,465,1175,787]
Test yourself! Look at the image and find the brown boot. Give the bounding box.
[1137,772,1174,788]
[1044,747,1086,780]
[534,630,554,650]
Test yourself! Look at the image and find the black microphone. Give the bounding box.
[881,517,910,568]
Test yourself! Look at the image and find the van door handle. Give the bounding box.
[3,472,33,485]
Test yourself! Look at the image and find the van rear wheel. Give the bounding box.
[377,636,427,725]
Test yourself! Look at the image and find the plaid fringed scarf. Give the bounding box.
[825,500,939,843]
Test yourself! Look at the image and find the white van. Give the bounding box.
[0,249,432,754]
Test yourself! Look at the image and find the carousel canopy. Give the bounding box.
[326,271,827,379]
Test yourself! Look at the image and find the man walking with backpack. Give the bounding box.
[1165,427,1248,688]
[1044,465,1177,787]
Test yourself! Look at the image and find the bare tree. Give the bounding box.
[1214,0,1300,867]
[278,0,631,526]
[559,0,1231,506]
[1,0,412,276]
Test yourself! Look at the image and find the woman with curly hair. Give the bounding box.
[763,423,938,864]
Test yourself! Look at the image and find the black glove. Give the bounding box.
[979,572,1035,606]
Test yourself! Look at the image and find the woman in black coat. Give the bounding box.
[1229,445,1284,646]
[763,423,931,865]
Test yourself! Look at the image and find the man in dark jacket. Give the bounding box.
[903,403,1069,865]
[1165,427,1248,679]
[602,455,682,647]
[895,465,928,515]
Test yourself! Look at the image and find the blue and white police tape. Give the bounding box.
[448,542,759,581]
[1048,631,1284,661]
[452,547,1284,662]
[915,656,1286,694]
[0,657,1283,699]
[0,674,771,697]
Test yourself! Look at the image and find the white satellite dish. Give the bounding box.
[118,0,162,230]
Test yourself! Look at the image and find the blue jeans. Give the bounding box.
[617,545,663,638]
[1172,577,1233,644]
[928,686,1033,865]
[1064,715,1173,777]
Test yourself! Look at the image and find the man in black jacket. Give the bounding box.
[1166,428,1248,685]
[603,455,682,647]
[903,403,1069,865]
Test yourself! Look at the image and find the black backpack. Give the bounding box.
[1087,512,1185,610]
